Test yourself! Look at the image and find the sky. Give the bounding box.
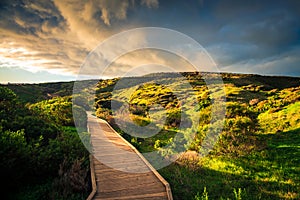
[0,0,299,83]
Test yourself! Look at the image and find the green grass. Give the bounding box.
[95,73,300,200]
[156,81,300,199]
[258,102,300,133]
[159,129,300,199]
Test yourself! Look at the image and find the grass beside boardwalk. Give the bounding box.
[159,128,300,200]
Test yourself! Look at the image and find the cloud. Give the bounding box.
[241,13,300,49]
[94,0,159,25]
[0,0,88,74]
[0,0,160,77]
[141,0,159,8]
[219,47,300,77]
[1,0,300,82]
[0,66,76,84]
[98,0,130,26]
[200,0,300,77]
[59,0,159,27]
[101,49,195,77]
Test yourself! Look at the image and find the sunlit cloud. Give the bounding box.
[0,0,162,82]
[102,49,196,78]
[0,46,55,73]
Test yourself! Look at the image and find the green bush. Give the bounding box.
[0,129,30,190]
[73,105,87,131]
[166,108,181,128]
[29,96,74,126]
[0,86,89,199]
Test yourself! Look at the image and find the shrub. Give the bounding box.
[0,129,30,190]
[52,159,89,198]
[96,107,111,120]
[129,103,148,116]
[73,105,87,131]
[29,96,74,126]
[166,108,181,128]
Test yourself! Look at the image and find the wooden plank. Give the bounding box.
[97,183,166,198]
[94,162,145,169]
[98,172,154,180]
[93,157,143,165]
[97,172,161,183]
[97,192,167,200]
[93,168,152,177]
[92,147,133,153]
[91,141,130,147]
[97,177,163,192]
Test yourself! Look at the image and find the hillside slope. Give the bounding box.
[2,72,300,199]
[93,72,300,200]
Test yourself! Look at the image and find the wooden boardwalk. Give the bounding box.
[86,112,173,200]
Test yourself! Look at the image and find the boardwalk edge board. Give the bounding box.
[86,156,97,199]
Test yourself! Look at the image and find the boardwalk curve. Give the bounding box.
[86,112,173,200]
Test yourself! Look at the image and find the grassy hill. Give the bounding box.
[93,72,300,200]
[2,72,300,199]
[1,81,74,103]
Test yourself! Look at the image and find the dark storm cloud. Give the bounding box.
[0,0,66,36]
[201,0,300,75]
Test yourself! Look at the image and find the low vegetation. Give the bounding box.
[1,72,299,199]
[0,86,90,200]
[94,72,300,200]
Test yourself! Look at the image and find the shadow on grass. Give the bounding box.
[159,128,300,200]
[227,75,300,90]
[226,89,267,104]
[160,163,287,200]
[235,128,300,176]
